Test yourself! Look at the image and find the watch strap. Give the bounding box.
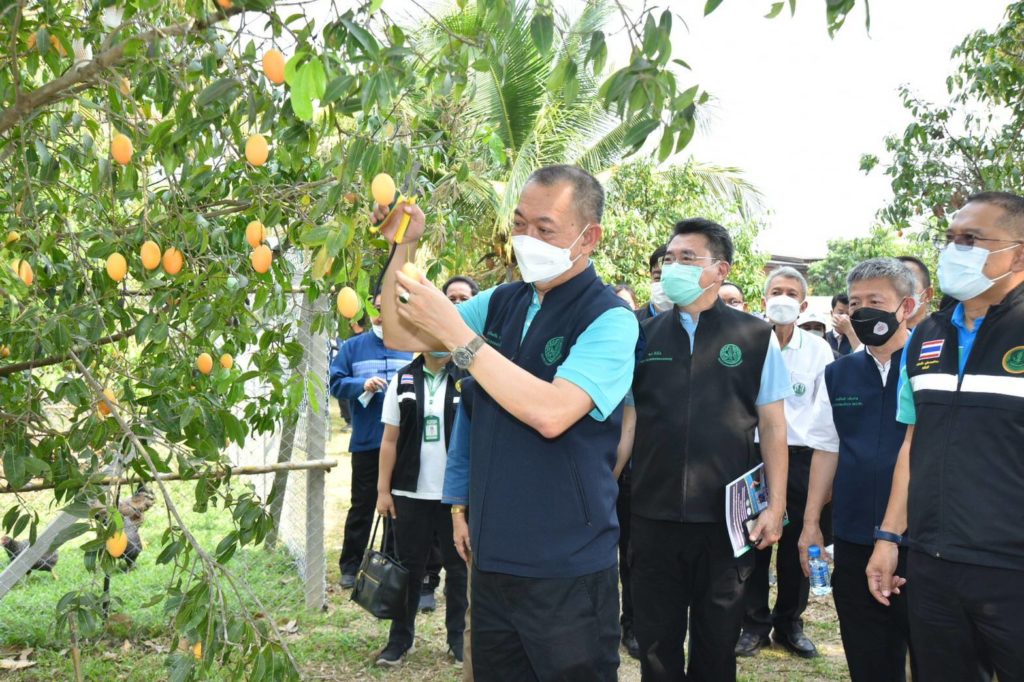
[873,527,903,546]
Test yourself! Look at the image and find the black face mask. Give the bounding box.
[850,306,903,347]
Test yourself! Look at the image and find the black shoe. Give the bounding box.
[772,629,819,659]
[735,630,771,657]
[447,645,464,667]
[418,590,436,612]
[339,572,356,589]
[375,642,412,667]
[621,627,641,660]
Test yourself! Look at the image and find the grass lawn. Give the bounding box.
[1,407,852,680]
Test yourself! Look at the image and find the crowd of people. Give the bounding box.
[328,164,1024,682]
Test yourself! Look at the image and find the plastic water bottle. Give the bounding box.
[808,545,832,597]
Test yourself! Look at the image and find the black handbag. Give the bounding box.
[350,515,410,619]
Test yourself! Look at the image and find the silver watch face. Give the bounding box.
[452,347,473,368]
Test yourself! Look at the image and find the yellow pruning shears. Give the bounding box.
[371,162,420,244]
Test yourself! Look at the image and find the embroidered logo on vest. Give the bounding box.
[542,336,565,366]
[718,343,743,367]
[793,382,807,396]
[1003,346,1024,374]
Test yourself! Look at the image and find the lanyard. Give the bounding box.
[423,369,446,407]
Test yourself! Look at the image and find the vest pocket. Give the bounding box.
[567,454,592,526]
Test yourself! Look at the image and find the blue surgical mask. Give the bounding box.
[661,262,716,306]
[937,242,1019,301]
[428,351,451,359]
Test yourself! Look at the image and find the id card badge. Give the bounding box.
[423,415,441,442]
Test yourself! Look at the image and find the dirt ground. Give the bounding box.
[320,405,848,681]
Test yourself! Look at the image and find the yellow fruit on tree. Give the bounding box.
[106,253,128,282]
[262,49,286,85]
[219,353,233,370]
[5,231,19,245]
[119,77,131,96]
[0,345,10,358]
[245,134,269,166]
[245,220,265,248]
[162,248,183,275]
[401,261,422,280]
[192,641,203,660]
[111,133,133,165]
[336,287,360,319]
[250,244,272,273]
[216,0,232,8]
[97,388,117,417]
[196,352,214,375]
[50,35,67,57]
[106,531,128,558]
[140,240,161,270]
[14,259,33,286]
[27,33,37,50]
[371,173,396,206]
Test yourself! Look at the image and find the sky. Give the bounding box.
[671,0,1011,257]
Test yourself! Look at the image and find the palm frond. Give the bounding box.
[684,160,765,218]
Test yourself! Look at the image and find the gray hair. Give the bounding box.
[846,258,916,299]
[764,266,808,299]
[525,165,605,225]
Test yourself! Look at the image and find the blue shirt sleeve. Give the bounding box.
[328,337,366,401]
[456,286,496,335]
[896,328,917,425]
[555,306,639,421]
[441,404,471,505]
[756,334,795,406]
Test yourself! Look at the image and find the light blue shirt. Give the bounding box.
[442,404,471,505]
[897,303,984,425]
[456,285,639,421]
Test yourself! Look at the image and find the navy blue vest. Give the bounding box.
[824,348,907,546]
[469,265,630,578]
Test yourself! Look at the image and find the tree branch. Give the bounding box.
[0,325,138,377]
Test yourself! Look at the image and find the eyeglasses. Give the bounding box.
[933,233,1024,250]
[661,254,718,267]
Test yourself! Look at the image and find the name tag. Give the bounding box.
[424,415,441,443]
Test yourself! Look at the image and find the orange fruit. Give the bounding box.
[196,352,214,375]
[219,353,233,370]
[27,33,37,50]
[106,253,128,282]
[0,345,10,358]
[336,287,360,319]
[344,192,358,204]
[140,240,161,270]
[162,248,183,275]
[50,35,66,57]
[192,641,203,660]
[245,220,265,248]
[106,531,128,558]
[216,0,232,8]
[119,77,131,96]
[5,231,19,245]
[371,173,396,207]
[14,259,33,286]
[245,134,269,166]
[97,388,117,417]
[401,261,421,280]
[262,49,286,85]
[250,244,272,273]
[111,133,133,165]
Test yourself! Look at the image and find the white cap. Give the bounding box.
[797,311,827,327]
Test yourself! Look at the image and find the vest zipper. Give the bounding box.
[568,454,592,526]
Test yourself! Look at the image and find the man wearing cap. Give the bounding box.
[737,266,834,660]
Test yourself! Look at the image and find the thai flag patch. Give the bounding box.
[919,339,944,361]
[400,374,414,385]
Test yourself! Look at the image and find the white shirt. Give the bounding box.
[381,369,450,500]
[806,346,898,453]
[766,326,834,447]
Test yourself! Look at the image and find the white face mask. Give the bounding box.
[650,281,672,312]
[908,292,923,319]
[512,225,591,284]
[937,242,1018,301]
[765,295,801,325]
[371,324,384,340]
[805,328,825,338]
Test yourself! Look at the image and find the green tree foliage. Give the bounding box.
[860,2,1024,238]
[807,226,936,297]
[595,159,768,306]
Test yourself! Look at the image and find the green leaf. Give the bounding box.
[289,59,328,121]
[529,13,554,56]
[369,0,384,13]
[704,0,725,15]
[766,2,785,18]
[622,119,660,148]
[196,78,241,109]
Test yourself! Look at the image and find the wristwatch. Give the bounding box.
[450,505,467,516]
[873,527,903,546]
[452,335,486,370]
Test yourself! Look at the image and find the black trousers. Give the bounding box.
[339,449,383,575]
[908,551,1024,682]
[423,533,443,593]
[388,496,468,650]
[471,563,619,681]
[743,445,830,638]
[832,539,914,682]
[617,468,634,630]
[631,517,753,682]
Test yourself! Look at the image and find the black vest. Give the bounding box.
[825,348,907,546]
[391,356,463,493]
[904,282,1024,569]
[632,299,772,522]
[468,265,633,578]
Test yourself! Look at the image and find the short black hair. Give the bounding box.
[720,280,745,300]
[671,218,734,264]
[831,293,849,309]
[525,165,605,225]
[896,255,931,290]
[648,245,667,273]
[442,275,480,296]
[965,191,1024,235]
